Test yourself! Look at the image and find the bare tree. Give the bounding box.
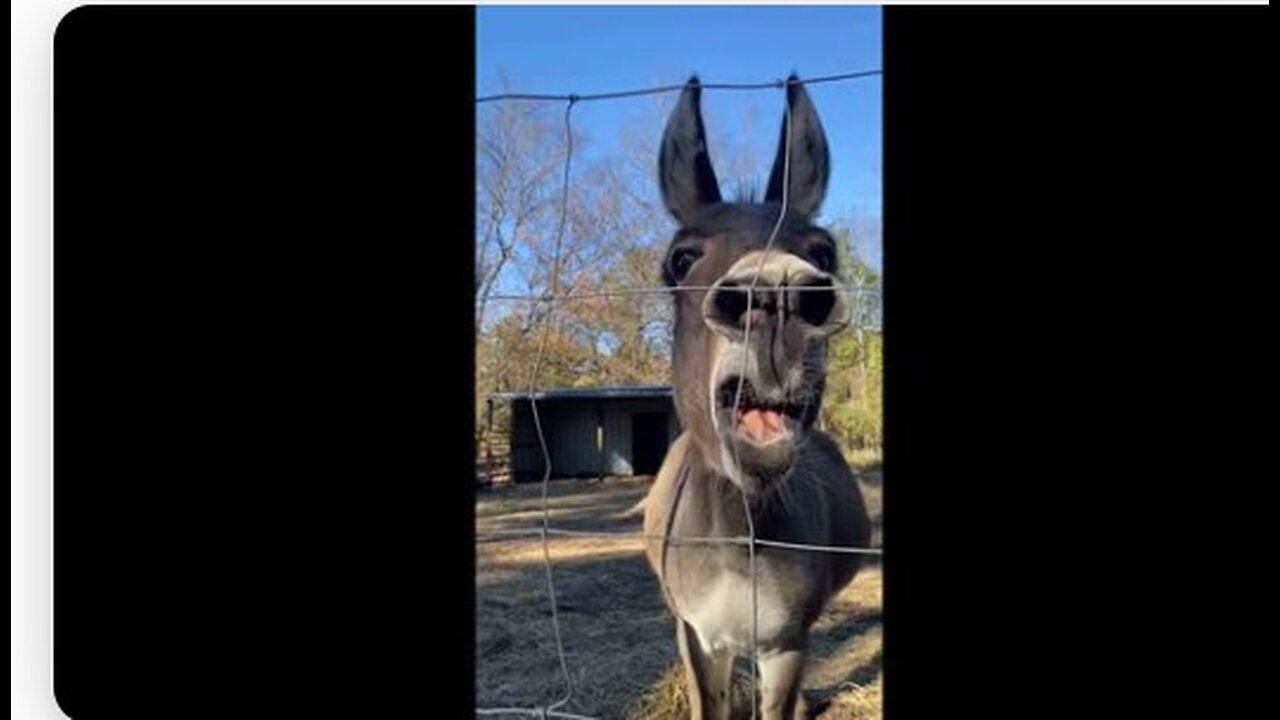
[476,96,575,328]
[476,82,798,399]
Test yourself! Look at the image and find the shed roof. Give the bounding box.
[489,384,673,403]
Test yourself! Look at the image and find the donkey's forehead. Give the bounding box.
[677,202,822,243]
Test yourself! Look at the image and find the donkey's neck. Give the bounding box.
[679,444,802,540]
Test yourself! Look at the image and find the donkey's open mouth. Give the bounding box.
[715,376,805,446]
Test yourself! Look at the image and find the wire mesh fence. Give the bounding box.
[476,69,883,720]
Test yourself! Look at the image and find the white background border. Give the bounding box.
[13,0,74,715]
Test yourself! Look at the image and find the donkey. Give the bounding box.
[642,76,872,720]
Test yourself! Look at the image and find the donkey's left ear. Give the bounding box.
[764,75,830,219]
[659,77,722,225]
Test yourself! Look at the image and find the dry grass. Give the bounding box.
[846,448,882,474]
[476,477,882,719]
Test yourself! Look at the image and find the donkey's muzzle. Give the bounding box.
[701,261,848,341]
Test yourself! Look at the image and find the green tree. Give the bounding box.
[820,224,883,452]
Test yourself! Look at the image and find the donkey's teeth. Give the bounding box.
[737,408,784,442]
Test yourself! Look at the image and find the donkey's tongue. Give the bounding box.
[737,408,784,442]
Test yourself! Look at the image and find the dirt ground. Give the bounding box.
[476,471,883,719]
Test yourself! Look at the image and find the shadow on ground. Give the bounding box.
[476,478,882,719]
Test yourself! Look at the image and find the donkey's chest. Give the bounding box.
[676,567,808,655]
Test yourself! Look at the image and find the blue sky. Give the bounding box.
[477,5,882,225]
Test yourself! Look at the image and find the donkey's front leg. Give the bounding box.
[758,646,808,720]
[677,620,733,720]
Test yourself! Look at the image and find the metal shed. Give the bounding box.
[486,385,679,483]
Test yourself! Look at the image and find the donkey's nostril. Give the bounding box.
[710,282,750,327]
[795,277,838,327]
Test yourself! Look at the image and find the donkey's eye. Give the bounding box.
[668,247,703,283]
[807,244,836,273]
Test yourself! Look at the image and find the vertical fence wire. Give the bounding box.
[521,96,579,716]
[729,90,795,720]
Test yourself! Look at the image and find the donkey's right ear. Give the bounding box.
[659,77,722,224]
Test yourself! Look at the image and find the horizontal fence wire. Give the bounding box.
[476,68,882,720]
[477,69,882,104]
[477,526,884,557]
[481,284,881,302]
[479,286,882,330]
[476,708,600,720]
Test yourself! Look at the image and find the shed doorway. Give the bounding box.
[630,412,668,476]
